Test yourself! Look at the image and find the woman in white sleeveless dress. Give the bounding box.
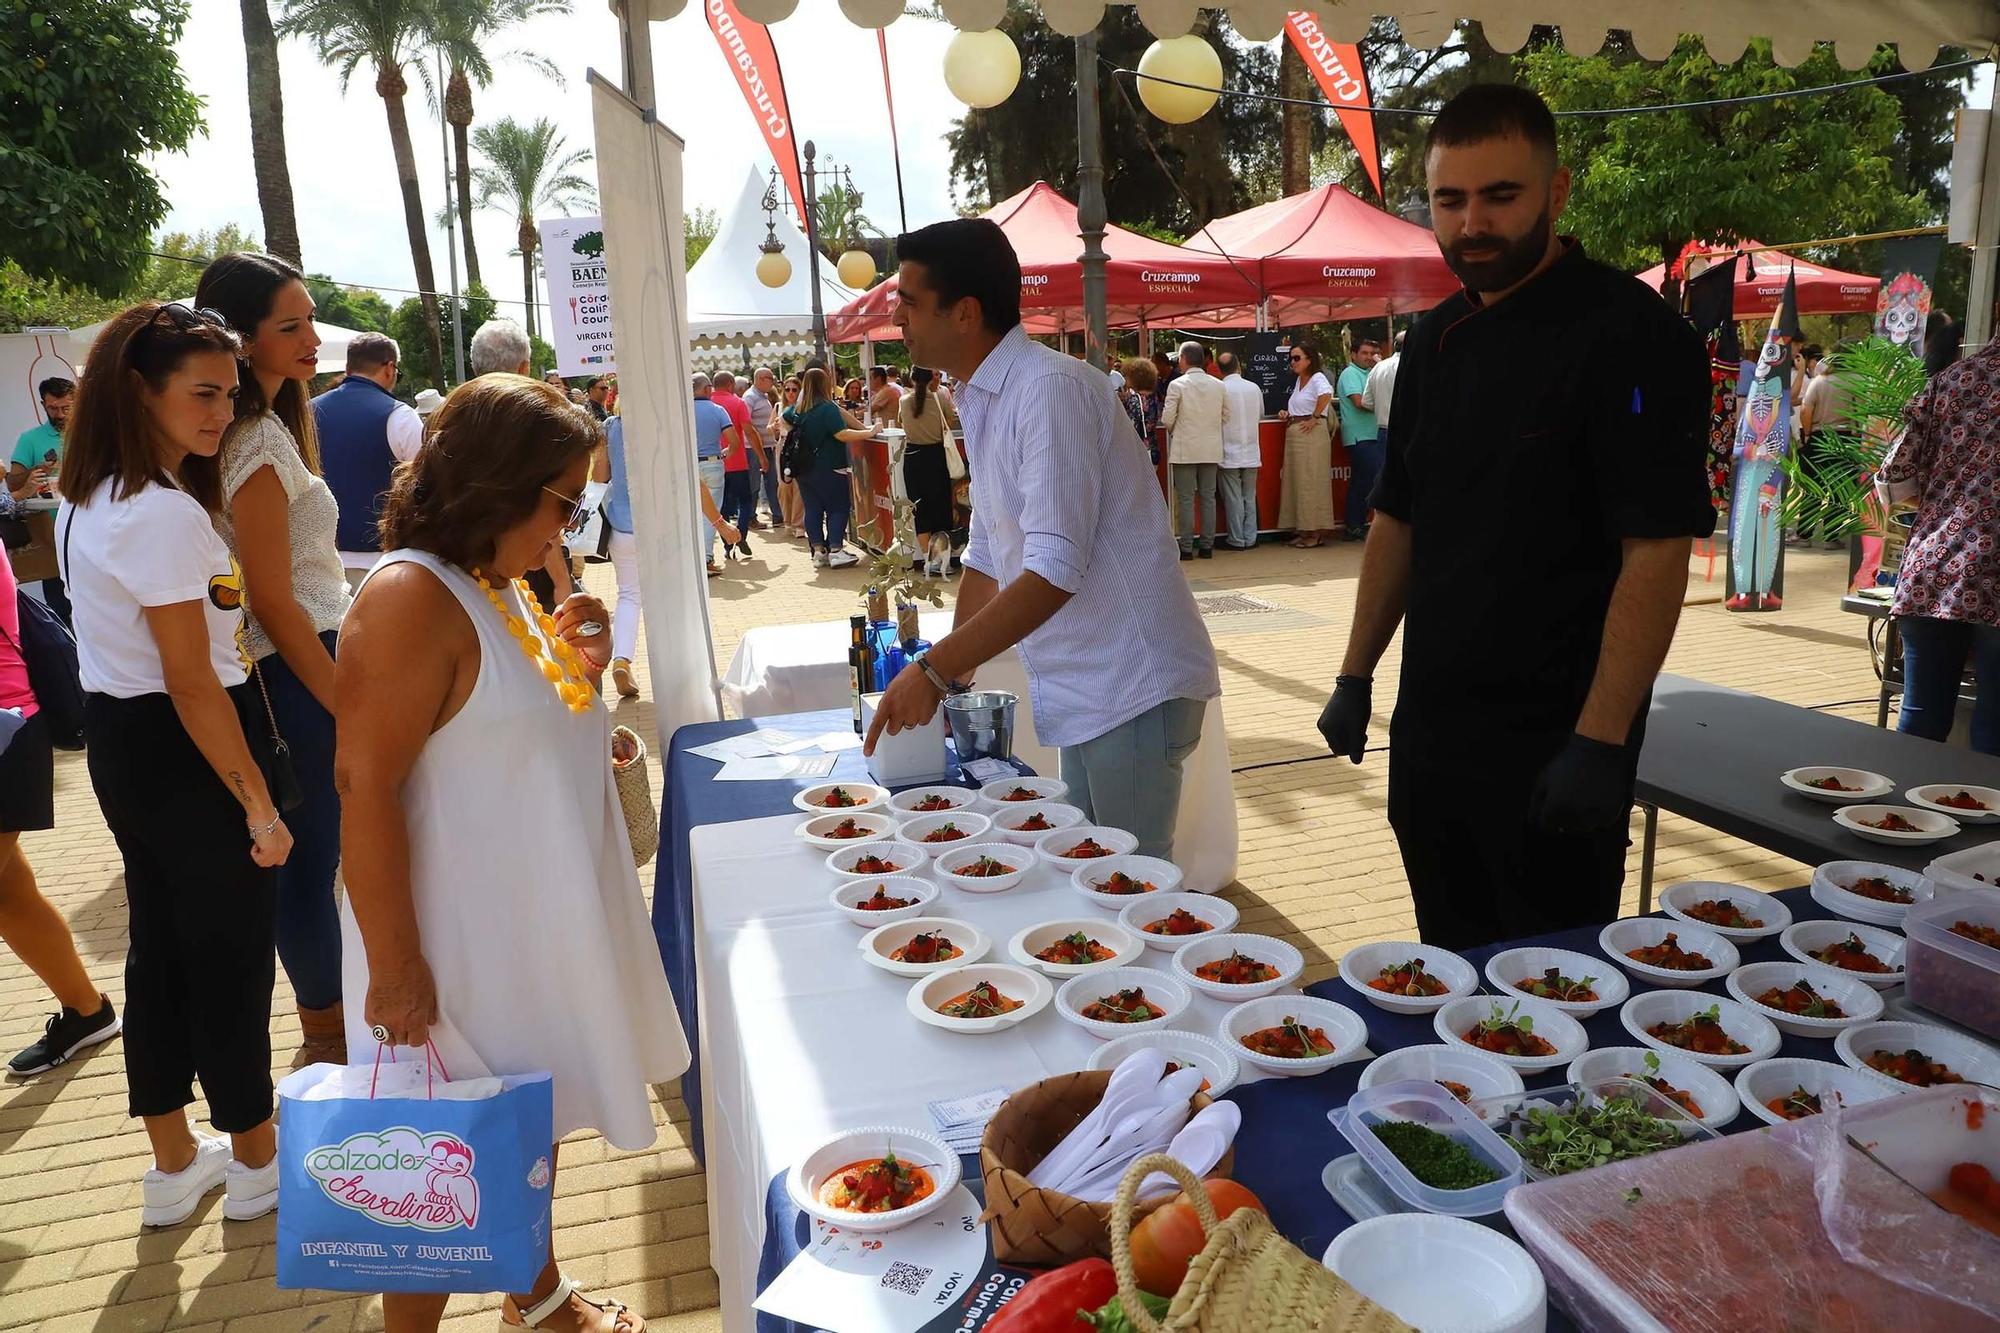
[335,375,686,1333]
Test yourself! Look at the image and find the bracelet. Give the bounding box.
[914,653,961,696]
[248,812,281,838]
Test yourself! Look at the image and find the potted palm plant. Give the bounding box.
[1777,335,1930,547]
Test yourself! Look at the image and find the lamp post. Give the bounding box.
[1075,31,1109,372]
[803,140,829,364]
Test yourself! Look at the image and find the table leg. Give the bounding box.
[1638,802,1659,915]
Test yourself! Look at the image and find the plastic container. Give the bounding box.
[1321,1213,1548,1333]
[1923,841,2000,896]
[1472,1077,1719,1183]
[1326,1079,1525,1217]
[1903,892,2000,1040]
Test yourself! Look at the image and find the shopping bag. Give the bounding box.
[275,1048,554,1294]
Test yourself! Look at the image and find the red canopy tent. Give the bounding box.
[1637,240,1880,317]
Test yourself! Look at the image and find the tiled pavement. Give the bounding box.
[0,526,1881,1329]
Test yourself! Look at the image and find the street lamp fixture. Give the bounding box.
[756,168,793,289]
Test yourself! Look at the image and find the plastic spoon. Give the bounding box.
[1050,1062,1204,1191]
[1137,1100,1242,1201]
[1027,1047,1167,1188]
[1057,1065,1205,1196]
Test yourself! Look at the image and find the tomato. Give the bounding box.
[1948,1161,1994,1199]
[1127,1180,1265,1296]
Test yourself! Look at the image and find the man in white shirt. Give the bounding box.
[866,218,1220,859]
[1215,352,1265,550]
[1361,329,1403,453]
[1159,341,1228,560]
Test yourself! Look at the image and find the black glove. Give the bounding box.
[1318,675,1372,764]
[1527,734,1633,833]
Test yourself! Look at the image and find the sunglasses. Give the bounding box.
[146,303,231,338]
[544,484,589,533]
[1290,354,1307,363]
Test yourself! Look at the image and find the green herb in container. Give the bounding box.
[1370,1120,1502,1191]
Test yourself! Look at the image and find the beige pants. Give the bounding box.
[1278,418,1337,532]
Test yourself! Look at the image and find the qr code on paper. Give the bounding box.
[879,1261,932,1296]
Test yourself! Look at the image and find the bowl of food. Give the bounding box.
[1835,1019,2000,1090]
[1007,919,1144,976]
[1356,1043,1525,1107]
[1054,966,1192,1039]
[1618,991,1780,1069]
[1071,854,1184,910]
[825,841,930,881]
[1086,1030,1241,1096]
[1034,825,1140,868]
[1320,1214,1546,1332]
[1337,941,1480,1015]
[906,963,1051,1033]
[1733,1057,1897,1127]
[793,781,890,815]
[929,842,1030,894]
[1780,766,1894,804]
[1658,881,1792,942]
[828,876,938,925]
[1120,891,1239,948]
[1564,1046,1740,1131]
[786,1125,962,1233]
[1483,946,1629,1017]
[986,800,1087,846]
[1170,933,1304,1001]
[1833,803,1960,846]
[1905,783,2000,824]
[1597,917,1739,987]
[887,784,980,817]
[795,810,897,851]
[978,776,1067,809]
[1724,960,1885,1038]
[892,811,994,851]
[858,916,989,976]
[1221,995,1369,1076]
[1811,860,1934,928]
[1432,996,1588,1072]
[1777,919,1908,988]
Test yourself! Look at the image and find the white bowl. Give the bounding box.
[892,810,994,852]
[828,876,939,925]
[858,916,990,977]
[786,1125,962,1234]
[824,841,930,880]
[1007,919,1145,976]
[1906,783,2000,824]
[1618,991,1782,1069]
[1835,1019,2000,1091]
[792,781,889,815]
[1035,824,1140,868]
[1120,891,1240,949]
[1054,966,1193,1040]
[1724,960,1885,1038]
[1564,1046,1741,1130]
[1811,860,1935,927]
[1221,995,1370,1076]
[906,963,1052,1034]
[1356,1043,1525,1107]
[1071,854,1185,910]
[1597,917,1739,987]
[1087,1030,1241,1096]
[986,800,1088,846]
[928,841,1032,893]
[1171,932,1305,1001]
[886,784,981,817]
[1734,1057,1899,1127]
[1780,766,1895,804]
[1833,803,1960,846]
[1484,946,1630,1017]
[1658,881,1793,942]
[978,775,1067,809]
[1432,996,1589,1072]
[1321,1214,1546,1333]
[1777,919,1908,988]
[795,810,898,851]
[1336,941,1481,1015]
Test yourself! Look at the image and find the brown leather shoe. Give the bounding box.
[296,1002,347,1067]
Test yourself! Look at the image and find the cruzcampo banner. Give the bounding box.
[1874,233,1945,359]
[1284,13,1382,200]
[707,0,808,228]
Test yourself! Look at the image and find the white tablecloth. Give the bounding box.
[692,812,1302,1330]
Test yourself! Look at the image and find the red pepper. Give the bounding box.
[987,1258,1120,1333]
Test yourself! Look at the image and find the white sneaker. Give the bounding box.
[224,1138,280,1221]
[812,551,830,568]
[828,550,859,569]
[141,1129,230,1227]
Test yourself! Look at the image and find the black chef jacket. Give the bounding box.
[1373,240,1716,752]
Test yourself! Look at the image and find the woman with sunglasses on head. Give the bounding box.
[1278,341,1338,549]
[57,302,293,1225]
[197,252,354,1067]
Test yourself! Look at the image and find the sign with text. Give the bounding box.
[1244,331,1294,417]
[539,215,617,377]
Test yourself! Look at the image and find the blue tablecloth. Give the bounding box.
[754,887,1848,1332]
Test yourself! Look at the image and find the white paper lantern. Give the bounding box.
[756,249,793,289]
[943,28,1022,108]
[837,249,878,290]
[1038,0,1104,37]
[1136,35,1222,124]
[643,0,688,20]
[939,0,1008,30]
[1134,0,1198,38]
[838,0,905,28]
[1226,2,1290,43]
[735,0,798,20]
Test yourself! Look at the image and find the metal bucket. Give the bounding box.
[943,690,1017,762]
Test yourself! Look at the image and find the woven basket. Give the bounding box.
[612,725,659,868]
[978,1070,1233,1267]
[1109,1153,1414,1333]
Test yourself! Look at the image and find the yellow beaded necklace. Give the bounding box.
[473,572,594,714]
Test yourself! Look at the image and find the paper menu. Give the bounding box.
[715,754,839,782]
[753,1187,995,1333]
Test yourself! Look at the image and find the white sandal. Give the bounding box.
[504,1272,641,1332]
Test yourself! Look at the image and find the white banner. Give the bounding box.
[538,215,617,377]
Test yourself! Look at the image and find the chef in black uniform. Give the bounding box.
[1318,84,1715,950]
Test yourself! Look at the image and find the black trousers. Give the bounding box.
[1387,739,1632,952]
[85,687,277,1131]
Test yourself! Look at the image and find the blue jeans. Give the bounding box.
[1346,430,1385,532]
[1218,466,1258,547]
[747,444,780,519]
[696,457,725,562]
[257,630,342,1010]
[797,466,851,554]
[1898,615,2000,755]
[722,470,757,539]
[1058,697,1206,860]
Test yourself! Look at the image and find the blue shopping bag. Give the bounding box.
[276,1047,554,1294]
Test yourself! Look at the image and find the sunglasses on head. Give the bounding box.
[146,303,231,338]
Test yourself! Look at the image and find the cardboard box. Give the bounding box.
[860,692,947,787]
[6,509,57,584]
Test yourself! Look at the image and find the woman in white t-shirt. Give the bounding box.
[198,252,353,1066]
[1278,340,1338,548]
[56,302,294,1228]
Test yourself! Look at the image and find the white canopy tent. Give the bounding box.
[65,312,364,376]
[685,165,866,364]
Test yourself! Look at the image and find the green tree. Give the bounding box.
[0,0,206,294]
[389,296,439,390]
[685,207,720,268]
[304,274,395,333]
[472,116,594,339]
[240,0,303,266]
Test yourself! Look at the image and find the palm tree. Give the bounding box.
[427,0,570,290]
[278,0,445,378]
[240,0,302,266]
[471,116,594,341]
